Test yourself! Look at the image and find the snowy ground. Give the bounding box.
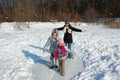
[0,22,120,80]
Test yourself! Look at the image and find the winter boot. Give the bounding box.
[50,56,54,69]
[49,66,54,69]
[54,65,58,68]
[68,53,73,58]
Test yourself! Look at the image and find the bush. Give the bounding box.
[105,22,120,28]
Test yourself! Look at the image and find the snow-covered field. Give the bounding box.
[0,22,120,80]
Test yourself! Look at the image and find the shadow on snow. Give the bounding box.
[29,45,50,53]
[22,50,50,68]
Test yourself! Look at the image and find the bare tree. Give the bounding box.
[0,0,120,22]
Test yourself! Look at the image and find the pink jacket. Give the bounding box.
[54,45,66,59]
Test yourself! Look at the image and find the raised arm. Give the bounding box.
[56,26,64,30]
[43,37,50,52]
[71,27,82,32]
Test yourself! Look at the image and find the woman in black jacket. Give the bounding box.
[56,22,82,58]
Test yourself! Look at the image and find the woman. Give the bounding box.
[56,21,82,58]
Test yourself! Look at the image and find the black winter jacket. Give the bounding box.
[56,25,82,43]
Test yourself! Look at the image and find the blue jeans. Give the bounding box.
[65,43,72,50]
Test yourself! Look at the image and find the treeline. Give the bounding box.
[0,0,120,22]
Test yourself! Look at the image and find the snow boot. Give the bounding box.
[49,66,54,69]
[54,65,58,68]
[68,53,73,59]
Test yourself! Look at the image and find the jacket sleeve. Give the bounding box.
[71,27,82,32]
[43,37,50,51]
[56,26,64,30]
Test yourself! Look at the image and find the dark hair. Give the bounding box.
[51,29,58,36]
[64,23,71,27]
[65,20,69,24]
[51,32,58,36]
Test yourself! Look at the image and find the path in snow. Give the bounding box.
[0,24,84,80]
[22,28,84,80]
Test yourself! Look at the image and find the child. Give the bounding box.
[54,38,72,76]
[43,29,59,69]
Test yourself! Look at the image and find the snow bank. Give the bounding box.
[71,25,120,80]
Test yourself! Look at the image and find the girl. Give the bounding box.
[43,30,59,69]
[54,38,71,76]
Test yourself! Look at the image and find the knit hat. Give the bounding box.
[65,20,69,24]
[58,38,64,44]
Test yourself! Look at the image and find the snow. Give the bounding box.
[0,22,120,80]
